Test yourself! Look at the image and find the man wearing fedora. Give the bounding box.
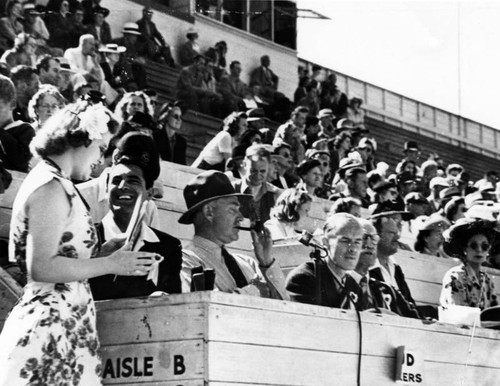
[136,6,175,66]
[179,170,288,299]
[86,6,112,47]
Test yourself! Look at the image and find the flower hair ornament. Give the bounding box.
[78,103,111,140]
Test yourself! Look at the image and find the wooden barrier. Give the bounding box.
[95,292,500,385]
[0,266,23,330]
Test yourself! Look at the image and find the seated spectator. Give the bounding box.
[317,108,335,140]
[0,1,24,53]
[441,218,499,309]
[177,54,221,116]
[404,192,430,219]
[136,6,175,66]
[81,0,103,24]
[485,239,500,270]
[64,34,104,86]
[66,5,88,49]
[210,40,227,81]
[270,141,296,189]
[178,27,200,67]
[397,171,418,199]
[250,55,279,101]
[294,66,310,104]
[126,111,156,137]
[444,196,466,224]
[192,111,247,171]
[0,75,35,172]
[234,145,281,223]
[296,159,323,197]
[346,97,365,131]
[36,54,62,87]
[22,3,61,57]
[303,115,320,149]
[329,197,362,218]
[99,43,135,92]
[86,6,112,47]
[0,32,36,69]
[286,213,363,308]
[330,167,370,208]
[114,90,154,123]
[89,132,182,300]
[10,65,39,123]
[56,57,76,100]
[396,141,421,174]
[350,219,420,317]
[356,137,377,171]
[446,163,464,180]
[296,82,319,117]
[265,188,312,240]
[427,176,450,212]
[307,149,332,196]
[153,101,187,165]
[273,106,308,164]
[201,54,223,116]
[46,0,73,50]
[371,179,399,210]
[217,60,247,114]
[28,85,66,131]
[369,214,421,315]
[242,81,265,110]
[371,200,414,251]
[319,73,348,118]
[179,170,289,298]
[414,217,449,257]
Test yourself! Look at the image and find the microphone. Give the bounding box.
[298,230,328,252]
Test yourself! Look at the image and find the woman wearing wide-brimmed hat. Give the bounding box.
[440,218,499,309]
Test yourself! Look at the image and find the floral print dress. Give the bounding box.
[0,161,102,385]
[440,263,498,310]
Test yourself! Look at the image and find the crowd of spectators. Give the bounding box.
[1,3,500,374]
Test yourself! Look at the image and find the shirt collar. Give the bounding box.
[349,270,370,284]
[102,211,159,250]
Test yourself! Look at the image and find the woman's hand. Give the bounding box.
[97,237,128,257]
[107,250,158,276]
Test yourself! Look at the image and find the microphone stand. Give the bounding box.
[310,245,324,306]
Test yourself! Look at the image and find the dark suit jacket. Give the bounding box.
[286,260,360,309]
[86,22,112,45]
[250,66,279,90]
[367,277,420,318]
[0,121,35,172]
[370,264,415,305]
[136,18,166,47]
[90,224,182,300]
[153,129,187,165]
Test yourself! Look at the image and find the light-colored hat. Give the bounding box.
[99,43,126,54]
[122,22,141,36]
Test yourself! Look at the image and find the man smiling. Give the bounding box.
[285,213,363,309]
[89,133,182,299]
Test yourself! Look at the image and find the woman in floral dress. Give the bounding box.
[440,218,499,310]
[0,99,157,385]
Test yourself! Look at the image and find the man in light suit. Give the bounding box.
[64,34,104,85]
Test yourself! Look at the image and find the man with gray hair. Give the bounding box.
[64,34,104,85]
[286,212,363,309]
[179,170,288,299]
[0,75,35,172]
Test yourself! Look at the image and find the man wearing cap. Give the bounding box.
[233,145,282,223]
[427,176,449,213]
[217,60,248,113]
[286,213,363,309]
[317,108,335,139]
[86,6,111,47]
[396,141,421,174]
[405,192,429,219]
[136,6,174,66]
[90,133,182,300]
[179,170,289,299]
[272,106,308,164]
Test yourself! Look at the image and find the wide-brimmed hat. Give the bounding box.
[317,108,334,119]
[99,43,126,54]
[122,22,141,35]
[372,179,397,193]
[403,141,420,152]
[296,159,321,177]
[370,201,414,221]
[404,192,429,205]
[178,171,251,224]
[186,27,199,38]
[246,107,267,122]
[335,118,355,134]
[358,137,377,152]
[443,218,499,258]
[417,216,450,233]
[481,305,500,329]
[23,3,42,15]
[55,57,76,73]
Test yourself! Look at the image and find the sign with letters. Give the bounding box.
[395,346,424,384]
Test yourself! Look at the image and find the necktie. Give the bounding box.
[359,276,373,310]
[221,246,248,288]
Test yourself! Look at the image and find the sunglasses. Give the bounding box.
[467,242,490,251]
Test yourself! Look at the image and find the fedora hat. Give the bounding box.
[99,43,126,54]
[370,201,414,221]
[178,171,251,224]
[93,6,110,17]
[122,22,141,36]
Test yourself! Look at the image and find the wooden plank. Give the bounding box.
[100,340,205,384]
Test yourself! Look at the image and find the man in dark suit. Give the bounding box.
[136,6,174,66]
[285,213,364,309]
[90,133,182,300]
[153,102,187,165]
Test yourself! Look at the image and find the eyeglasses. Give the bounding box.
[363,234,380,244]
[467,242,490,251]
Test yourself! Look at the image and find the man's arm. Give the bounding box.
[285,263,317,304]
